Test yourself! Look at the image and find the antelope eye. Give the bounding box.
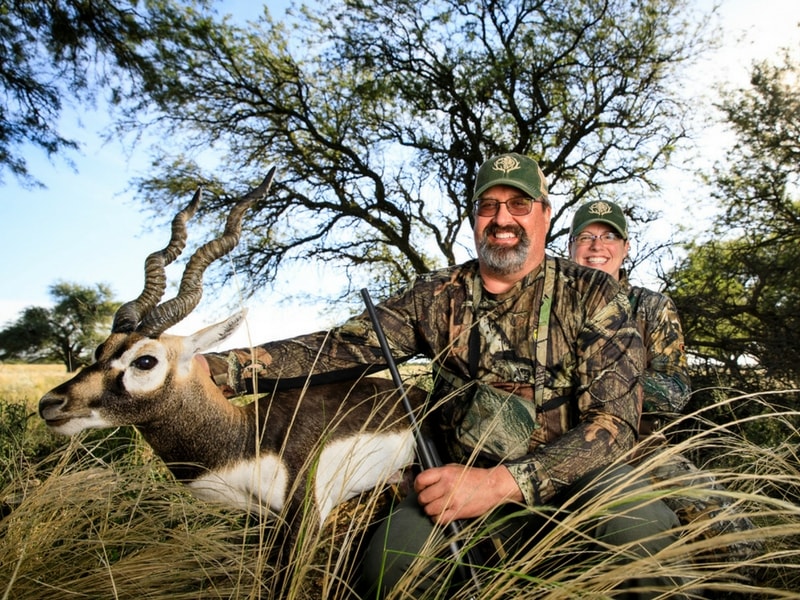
[132,355,158,371]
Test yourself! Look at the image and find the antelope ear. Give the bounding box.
[185,310,248,355]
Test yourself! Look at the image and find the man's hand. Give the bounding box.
[414,464,523,525]
[195,353,237,398]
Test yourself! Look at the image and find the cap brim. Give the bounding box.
[473,179,538,202]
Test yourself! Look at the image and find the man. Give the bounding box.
[206,153,683,597]
[567,200,691,433]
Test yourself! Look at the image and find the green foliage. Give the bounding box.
[669,57,799,364]
[0,0,167,186]
[0,281,120,371]
[0,393,63,492]
[666,49,800,448]
[114,0,711,301]
[0,401,33,490]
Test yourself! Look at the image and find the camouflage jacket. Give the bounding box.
[208,257,644,506]
[621,273,691,428]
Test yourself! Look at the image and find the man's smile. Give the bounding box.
[487,225,522,245]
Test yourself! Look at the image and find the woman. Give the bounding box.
[568,200,691,434]
[568,200,762,575]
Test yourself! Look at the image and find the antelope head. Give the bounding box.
[39,170,275,438]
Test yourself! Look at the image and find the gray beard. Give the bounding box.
[478,225,530,276]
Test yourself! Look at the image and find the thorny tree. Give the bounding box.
[0,282,120,371]
[0,0,162,186]
[122,0,711,302]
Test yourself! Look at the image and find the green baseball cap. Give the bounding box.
[473,153,548,202]
[570,200,628,240]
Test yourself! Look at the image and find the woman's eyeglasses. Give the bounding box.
[570,232,625,245]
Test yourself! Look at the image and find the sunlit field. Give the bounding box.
[1,364,798,598]
[0,363,68,405]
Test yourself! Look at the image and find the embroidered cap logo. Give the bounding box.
[492,155,521,176]
[588,201,614,217]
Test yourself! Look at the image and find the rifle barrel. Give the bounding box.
[360,288,482,596]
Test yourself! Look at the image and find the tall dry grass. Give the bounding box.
[0,364,71,492]
[380,390,800,599]
[1,365,799,598]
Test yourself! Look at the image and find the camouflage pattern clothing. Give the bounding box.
[207,256,644,507]
[621,277,764,572]
[621,273,691,432]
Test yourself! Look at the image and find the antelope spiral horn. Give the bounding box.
[112,190,201,333]
[136,168,276,337]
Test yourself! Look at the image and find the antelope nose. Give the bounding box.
[39,394,66,420]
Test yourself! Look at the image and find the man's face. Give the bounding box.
[473,184,551,278]
[569,223,630,280]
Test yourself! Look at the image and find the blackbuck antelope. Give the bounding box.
[38,170,423,532]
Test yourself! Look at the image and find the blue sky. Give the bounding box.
[1,0,798,349]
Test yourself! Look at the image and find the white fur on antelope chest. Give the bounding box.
[188,451,290,514]
[187,428,415,526]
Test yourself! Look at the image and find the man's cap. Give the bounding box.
[473,153,548,202]
[569,200,628,239]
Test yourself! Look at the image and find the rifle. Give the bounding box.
[360,288,482,596]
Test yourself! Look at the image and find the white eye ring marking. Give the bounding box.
[115,339,170,394]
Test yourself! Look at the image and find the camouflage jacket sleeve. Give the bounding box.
[204,305,420,394]
[203,263,471,392]
[626,284,691,416]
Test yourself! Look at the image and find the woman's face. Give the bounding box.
[569,223,629,280]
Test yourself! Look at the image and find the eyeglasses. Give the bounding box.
[570,232,625,245]
[475,196,543,217]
